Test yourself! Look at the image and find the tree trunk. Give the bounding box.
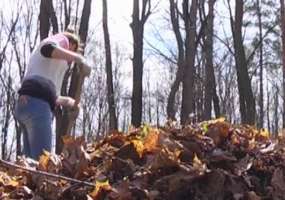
[2,76,11,159]
[204,0,218,120]
[181,0,198,125]
[39,0,58,40]
[280,0,285,129]
[266,84,271,132]
[79,0,91,45]
[167,0,185,121]
[63,0,71,29]
[131,0,151,127]
[274,86,279,136]
[103,0,118,130]
[257,0,264,128]
[229,0,256,125]
[55,0,92,154]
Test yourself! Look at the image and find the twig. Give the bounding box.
[0,159,95,188]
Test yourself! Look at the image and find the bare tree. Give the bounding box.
[102,0,118,130]
[280,0,285,129]
[39,0,58,40]
[180,0,198,125]
[202,0,220,120]
[257,0,264,128]
[56,0,92,153]
[131,0,152,127]
[228,0,256,125]
[167,0,185,121]
[273,85,279,135]
[62,0,71,29]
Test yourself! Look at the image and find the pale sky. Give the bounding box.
[0,0,171,91]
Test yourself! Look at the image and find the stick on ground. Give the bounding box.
[0,159,95,188]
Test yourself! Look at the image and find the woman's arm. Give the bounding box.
[51,45,82,63]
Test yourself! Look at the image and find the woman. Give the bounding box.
[15,31,90,159]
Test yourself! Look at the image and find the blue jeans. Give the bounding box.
[15,95,53,160]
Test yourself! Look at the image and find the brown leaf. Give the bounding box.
[106,134,127,148]
[38,151,62,173]
[271,167,285,198]
[210,148,237,163]
[108,158,136,181]
[108,181,132,200]
[115,143,141,164]
[147,148,179,171]
[61,136,91,178]
[89,179,112,200]
[205,120,230,146]
[9,186,33,199]
[233,154,253,176]
[143,129,160,153]
[246,191,261,200]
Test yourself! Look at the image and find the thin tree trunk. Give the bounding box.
[181,0,198,125]
[39,0,58,40]
[229,0,256,125]
[280,0,285,129]
[203,0,217,120]
[274,86,279,136]
[147,80,152,123]
[131,0,151,127]
[103,0,118,130]
[167,0,185,120]
[156,92,160,127]
[75,0,80,30]
[266,83,271,132]
[2,76,11,159]
[55,0,92,154]
[257,0,264,128]
[63,0,71,30]
[79,0,91,46]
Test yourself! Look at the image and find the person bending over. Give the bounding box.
[15,32,90,160]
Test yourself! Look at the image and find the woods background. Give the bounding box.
[0,0,284,159]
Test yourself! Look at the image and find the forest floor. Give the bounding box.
[0,118,284,200]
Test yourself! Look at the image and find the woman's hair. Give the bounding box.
[63,30,80,52]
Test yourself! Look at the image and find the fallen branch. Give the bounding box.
[0,159,95,188]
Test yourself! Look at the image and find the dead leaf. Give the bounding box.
[38,151,62,173]
[233,154,253,176]
[246,191,261,200]
[89,179,111,200]
[143,129,160,153]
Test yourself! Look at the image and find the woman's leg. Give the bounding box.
[15,95,53,160]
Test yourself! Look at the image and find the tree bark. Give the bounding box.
[39,0,58,40]
[103,0,118,130]
[203,0,219,120]
[181,0,198,125]
[229,0,256,125]
[79,0,91,45]
[131,0,151,127]
[257,0,264,128]
[280,0,285,129]
[167,0,185,121]
[1,76,11,159]
[62,0,71,29]
[55,0,92,154]
[274,86,279,136]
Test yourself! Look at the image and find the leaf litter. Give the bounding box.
[1,118,285,199]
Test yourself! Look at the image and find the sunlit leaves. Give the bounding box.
[0,120,284,199]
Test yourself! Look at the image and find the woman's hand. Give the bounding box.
[56,96,76,108]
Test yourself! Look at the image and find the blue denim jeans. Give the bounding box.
[15,95,53,160]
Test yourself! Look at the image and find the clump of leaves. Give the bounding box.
[0,120,285,199]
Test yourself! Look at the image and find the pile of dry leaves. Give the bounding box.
[0,118,285,200]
